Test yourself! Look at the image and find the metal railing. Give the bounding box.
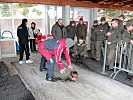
[110,40,133,79]
[102,39,133,79]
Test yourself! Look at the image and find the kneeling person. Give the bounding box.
[73,37,88,63]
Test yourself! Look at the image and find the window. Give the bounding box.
[70,7,90,32]
[0,3,63,39]
[47,5,63,34]
[0,3,12,37]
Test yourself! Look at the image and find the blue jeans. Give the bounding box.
[40,56,47,71]
[47,56,55,77]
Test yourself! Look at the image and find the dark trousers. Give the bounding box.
[40,56,47,70]
[30,39,36,51]
[19,43,30,61]
[47,56,55,77]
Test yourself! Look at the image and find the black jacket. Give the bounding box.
[91,25,98,41]
[17,24,29,44]
[66,25,77,40]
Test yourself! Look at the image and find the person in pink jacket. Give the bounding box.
[38,38,74,82]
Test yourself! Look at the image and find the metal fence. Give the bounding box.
[102,39,133,79]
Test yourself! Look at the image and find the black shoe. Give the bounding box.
[105,65,109,70]
[46,77,57,82]
[91,58,96,60]
[116,63,119,67]
[34,50,38,52]
[40,68,47,72]
[56,77,62,80]
[126,75,132,81]
[52,76,57,79]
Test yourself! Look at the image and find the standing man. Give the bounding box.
[51,18,67,39]
[76,18,87,40]
[66,21,77,40]
[17,18,33,64]
[106,18,121,70]
[66,21,77,54]
[118,14,125,35]
[122,19,133,80]
[38,38,74,82]
[90,20,98,60]
[95,17,110,61]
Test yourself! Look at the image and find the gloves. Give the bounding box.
[60,68,66,74]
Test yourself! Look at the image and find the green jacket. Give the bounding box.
[66,25,77,40]
[76,23,87,39]
[118,20,124,33]
[74,42,87,56]
[108,26,121,47]
[122,30,133,42]
[122,30,133,57]
[95,22,110,41]
[91,25,98,41]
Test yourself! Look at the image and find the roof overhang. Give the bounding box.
[0,0,133,11]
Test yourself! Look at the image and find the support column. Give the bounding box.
[44,5,48,37]
[62,5,70,26]
[0,25,1,59]
[88,8,98,50]
[0,42,1,59]
[89,8,98,31]
[11,3,14,35]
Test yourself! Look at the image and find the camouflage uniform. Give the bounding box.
[95,22,110,61]
[107,27,121,69]
[90,25,98,59]
[73,42,87,57]
[66,21,77,40]
[122,19,133,76]
[76,23,87,40]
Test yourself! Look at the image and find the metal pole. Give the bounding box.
[45,5,48,40]
[128,43,132,68]
[102,38,108,75]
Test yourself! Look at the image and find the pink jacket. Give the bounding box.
[38,38,71,70]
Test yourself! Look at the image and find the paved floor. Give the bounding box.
[0,61,35,100]
[6,52,133,100]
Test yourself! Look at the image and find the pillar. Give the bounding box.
[87,8,98,50]
[62,5,70,26]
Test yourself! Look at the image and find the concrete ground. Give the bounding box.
[3,52,133,100]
